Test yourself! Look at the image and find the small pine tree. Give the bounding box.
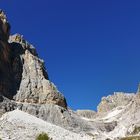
[36,132,51,140]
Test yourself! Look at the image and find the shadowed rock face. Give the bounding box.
[0,10,67,108]
[0,10,13,98]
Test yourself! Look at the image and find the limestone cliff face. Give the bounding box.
[9,34,67,108]
[97,92,135,113]
[0,10,67,108]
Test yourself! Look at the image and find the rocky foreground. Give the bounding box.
[0,110,92,140]
[0,10,140,140]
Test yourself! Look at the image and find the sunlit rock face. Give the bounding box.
[97,92,135,113]
[0,10,67,108]
[9,34,67,108]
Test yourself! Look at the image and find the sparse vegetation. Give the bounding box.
[36,132,52,140]
[132,127,140,135]
[121,136,140,140]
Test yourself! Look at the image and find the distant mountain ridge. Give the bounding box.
[0,9,140,140]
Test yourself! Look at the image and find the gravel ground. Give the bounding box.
[0,110,92,140]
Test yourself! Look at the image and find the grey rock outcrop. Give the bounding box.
[97,92,135,113]
[10,34,67,108]
[76,110,96,119]
[0,96,97,133]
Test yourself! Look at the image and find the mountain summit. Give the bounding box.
[1,10,140,140]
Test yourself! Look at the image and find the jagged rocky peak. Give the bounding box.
[97,92,135,113]
[0,10,67,108]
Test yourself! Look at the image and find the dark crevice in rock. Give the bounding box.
[10,42,24,97]
[0,42,24,99]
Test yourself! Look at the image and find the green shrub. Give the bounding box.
[132,127,140,135]
[121,136,140,140]
[36,132,52,140]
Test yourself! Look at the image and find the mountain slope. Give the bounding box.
[0,110,92,140]
[0,9,140,140]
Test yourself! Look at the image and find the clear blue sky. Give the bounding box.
[1,0,140,110]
